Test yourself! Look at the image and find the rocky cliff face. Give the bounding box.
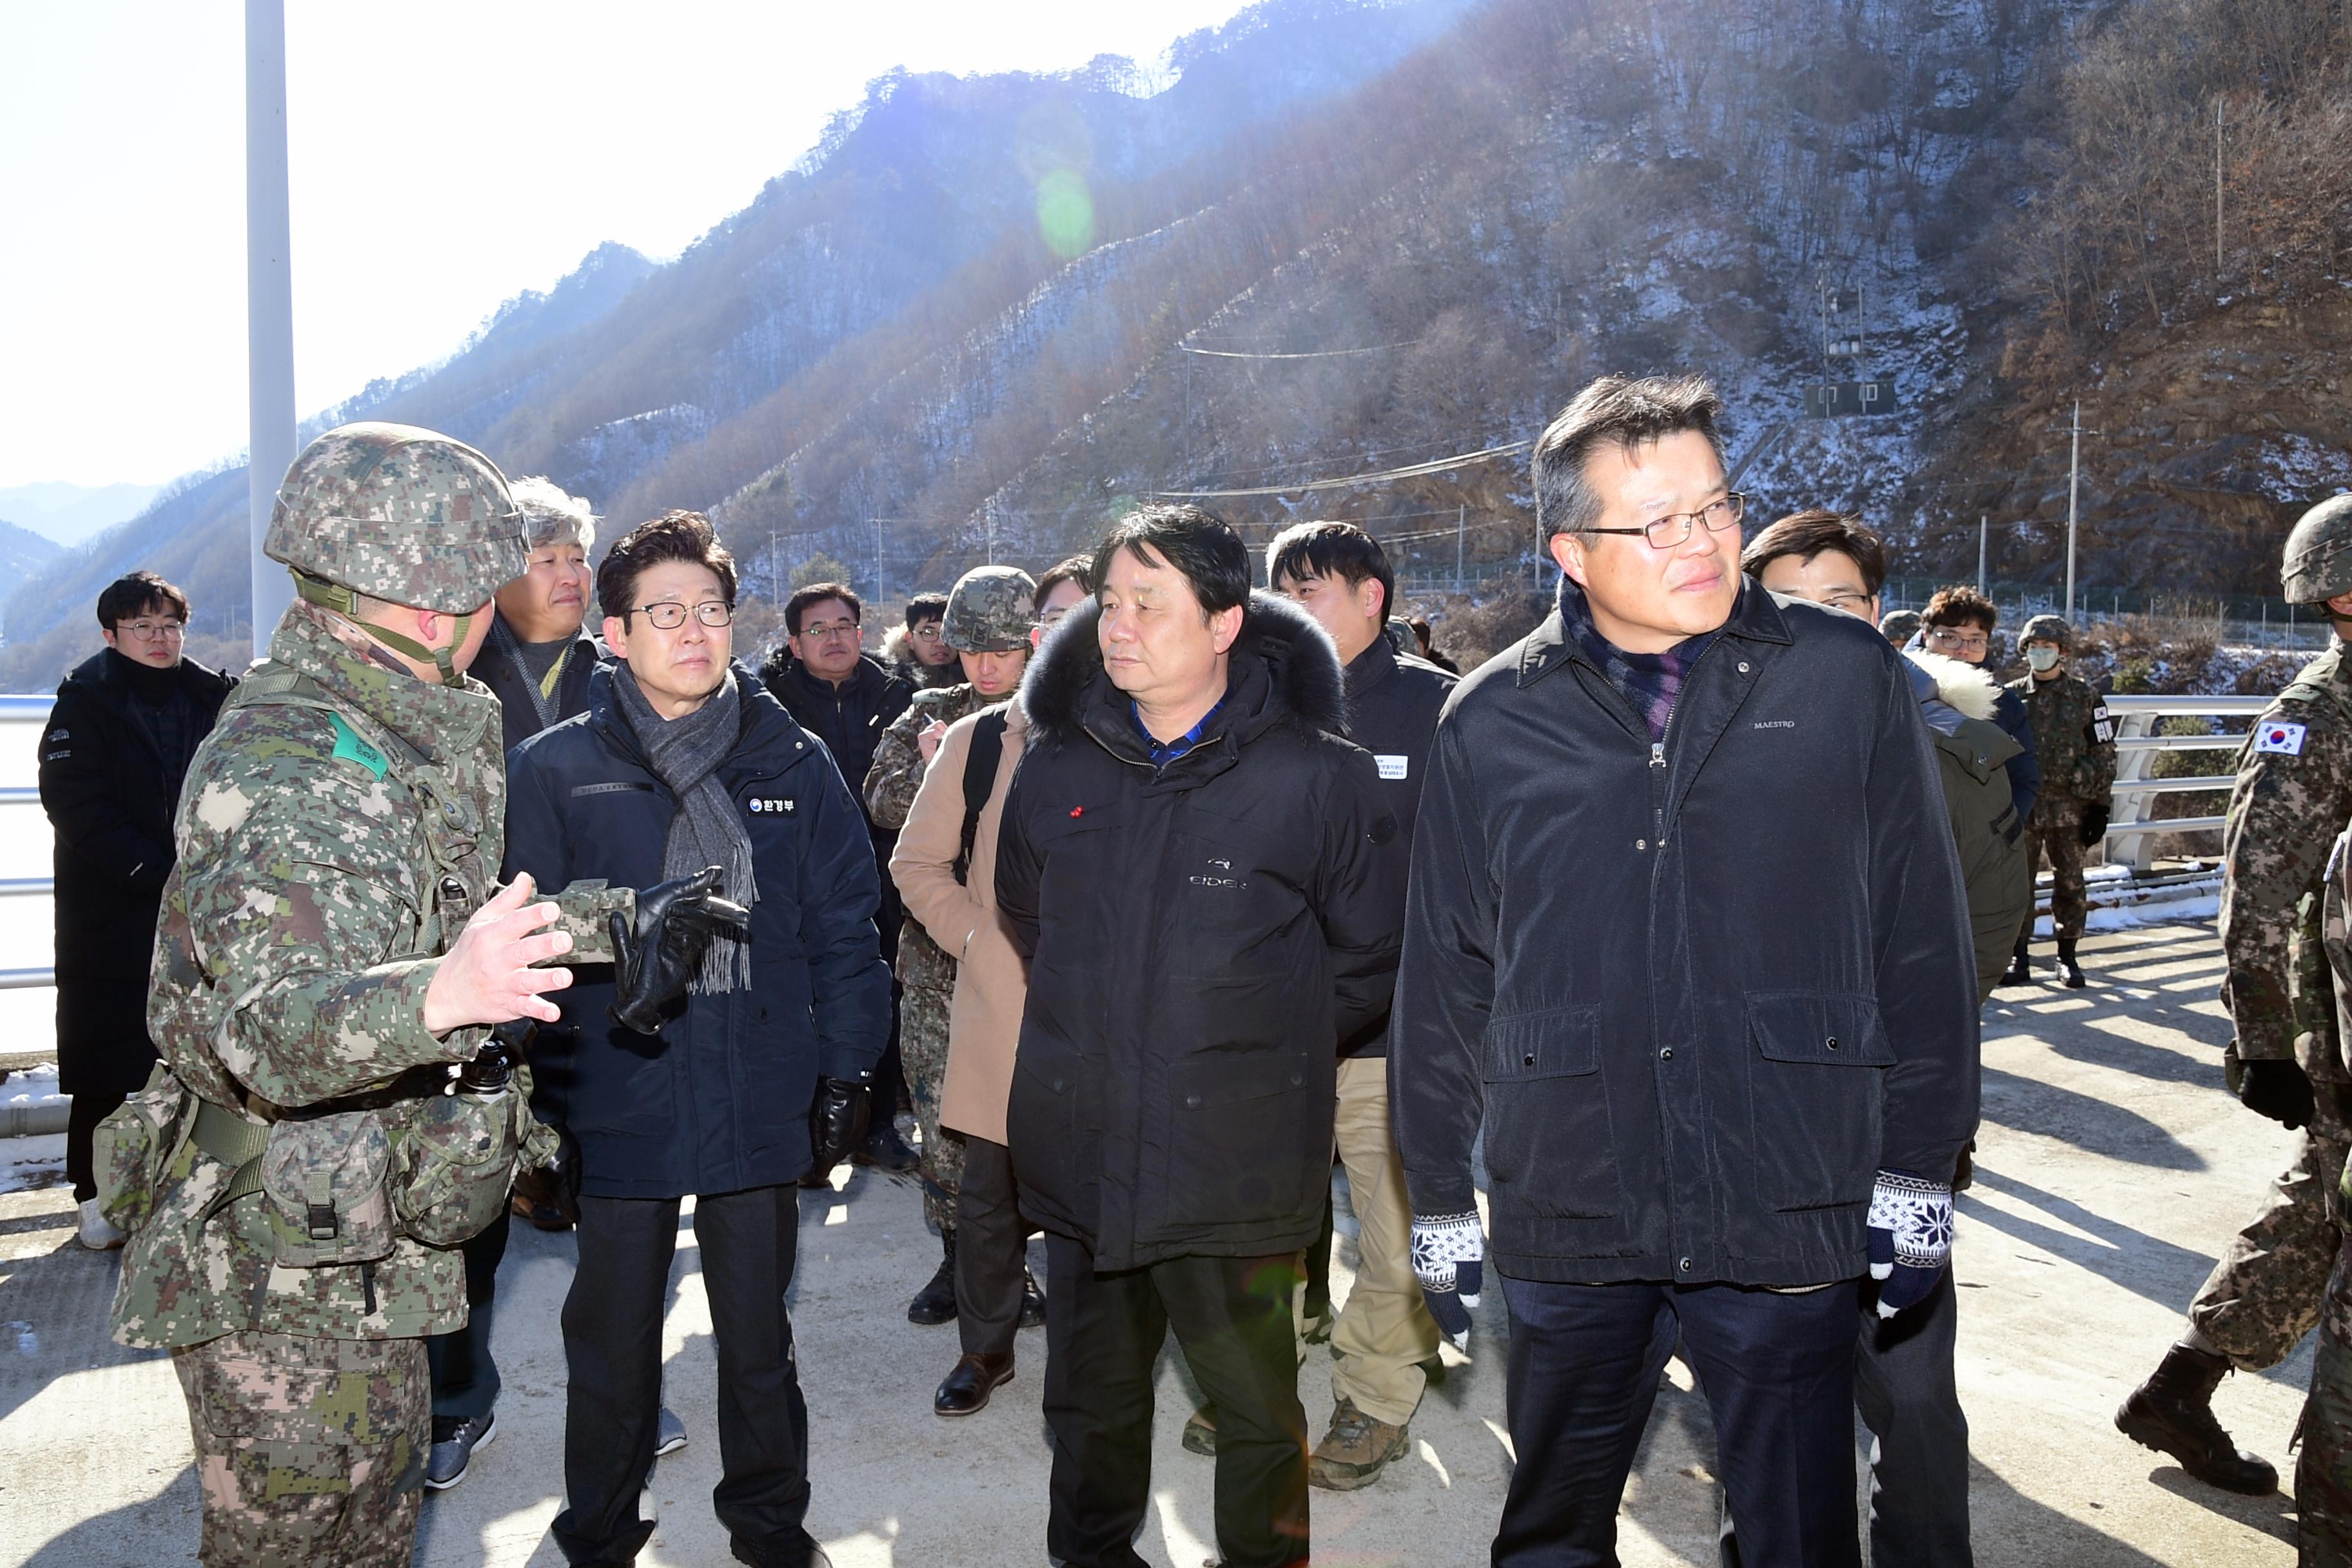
[5,0,2345,692]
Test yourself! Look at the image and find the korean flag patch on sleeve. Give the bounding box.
[2256,721,2309,756]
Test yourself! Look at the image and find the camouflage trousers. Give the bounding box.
[901,979,965,1233]
[2298,1237,2352,1565]
[2187,1130,2349,1369]
[172,1329,427,1568]
[2024,795,2090,941]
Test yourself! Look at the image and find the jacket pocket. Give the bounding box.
[1008,1026,1100,1213]
[1162,1051,1325,1230]
[1745,991,1892,1212]
[1480,1006,1620,1219]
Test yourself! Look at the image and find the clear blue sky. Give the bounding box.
[0,1,1255,489]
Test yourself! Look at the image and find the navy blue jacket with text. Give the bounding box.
[504,662,892,1200]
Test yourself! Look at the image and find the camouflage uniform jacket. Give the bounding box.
[2006,670,2117,805]
[112,602,625,1351]
[867,681,994,995]
[2222,640,2352,1083]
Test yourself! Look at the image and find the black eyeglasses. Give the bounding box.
[1580,493,1747,550]
[629,600,733,630]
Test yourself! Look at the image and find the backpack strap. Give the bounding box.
[953,709,1011,887]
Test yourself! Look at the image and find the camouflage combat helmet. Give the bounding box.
[264,422,527,685]
[943,565,1039,652]
[2018,613,2073,651]
[2283,494,2352,606]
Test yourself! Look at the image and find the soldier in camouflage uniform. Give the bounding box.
[2300,818,2352,1562]
[2119,495,2352,1500]
[2005,614,2117,988]
[865,565,1035,1324]
[102,423,730,1567]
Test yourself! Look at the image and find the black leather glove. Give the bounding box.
[2078,801,2111,848]
[607,867,751,1035]
[2238,1057,2317,1130]
[810,1073,874,1176]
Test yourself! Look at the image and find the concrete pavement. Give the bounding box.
[0,921,2313,1565]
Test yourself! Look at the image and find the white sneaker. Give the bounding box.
[655,1405,688,1457]
[76,1198,124,1251]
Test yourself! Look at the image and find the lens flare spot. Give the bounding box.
[1036,170,1095,259]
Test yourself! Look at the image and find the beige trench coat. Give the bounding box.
[887,700,1027,1146]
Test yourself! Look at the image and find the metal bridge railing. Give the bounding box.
[0,696,52,992]
[2102,694,2267,872]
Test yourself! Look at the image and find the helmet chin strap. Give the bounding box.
[291,571,469,686]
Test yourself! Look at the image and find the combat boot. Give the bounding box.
[2058,937,2088,989]
[2115,1341,2277,1494]
[2001,936,2031,987]
[908,1230,957,1325]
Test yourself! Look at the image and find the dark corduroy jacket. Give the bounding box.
[1393,578,1980,1288]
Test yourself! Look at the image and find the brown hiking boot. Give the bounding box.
[2115,1341,2277,1494]
[1309,1396,1410,1491]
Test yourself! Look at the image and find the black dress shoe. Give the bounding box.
[934,1352,1015,1416]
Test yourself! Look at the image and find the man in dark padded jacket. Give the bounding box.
[997,505,1404,1568]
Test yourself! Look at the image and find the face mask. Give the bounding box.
[2026,646,2061,672]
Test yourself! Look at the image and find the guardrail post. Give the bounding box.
[2109,707,2157,874]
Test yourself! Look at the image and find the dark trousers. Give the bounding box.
[1496,1275,1861,1568]
[1854,1272,1969,1568]
[1042,1235,1308,1568]
[554,1185,816,1568]
[955,1135,1033,1357]
[426,1206,509,1421]
[1302,1182,1336,1323]
[65,1088,127,1203]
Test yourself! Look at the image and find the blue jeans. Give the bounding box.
[1495,1275,1861,1568]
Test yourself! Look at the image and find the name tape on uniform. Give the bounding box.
[1376,755,1409,781]
[2255,721,2308,756]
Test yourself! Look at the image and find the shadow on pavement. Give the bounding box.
[1961,1166,2219,1310]
[1970,1458,2179,1565]
[17,1468,198,1568]
[1979,1066,2208,1171]
[2144,1465,2298,1546]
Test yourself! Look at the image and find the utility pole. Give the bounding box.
[245,0,297,658]
[1455,503,1465,589]
[2057,400,2104,620]
[1978,516,1988,596]
[769,525,779,598]
[875,518,885,609]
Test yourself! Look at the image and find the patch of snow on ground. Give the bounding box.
[0,1132,64,1193]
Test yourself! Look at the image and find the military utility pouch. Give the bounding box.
[92,1062,195,1233]
[391,1088,520,1249]
[259,1108,397,1268]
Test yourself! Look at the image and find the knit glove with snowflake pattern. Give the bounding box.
[1867,1168,1954,1318]
[1411,1210,1485,1350]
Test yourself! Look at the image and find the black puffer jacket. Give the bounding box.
[504,663,893,1199]
[1393,578,1979,1289]
[996,594,1404,1269]
[39,650,233,1096]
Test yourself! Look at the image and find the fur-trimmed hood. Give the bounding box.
[1904,647,2003,735]
[1019,589,1348,751]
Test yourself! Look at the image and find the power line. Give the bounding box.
[1178,340,1420,360]
[1157,440,1532,500]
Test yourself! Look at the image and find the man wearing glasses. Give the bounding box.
[506,513,891,1568]
[40,572,233,1251]
[763,582,920,1175]
[1391,375,1977,1566]
[1918,587,2042,923]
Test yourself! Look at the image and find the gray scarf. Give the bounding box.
[610,662,758,992]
